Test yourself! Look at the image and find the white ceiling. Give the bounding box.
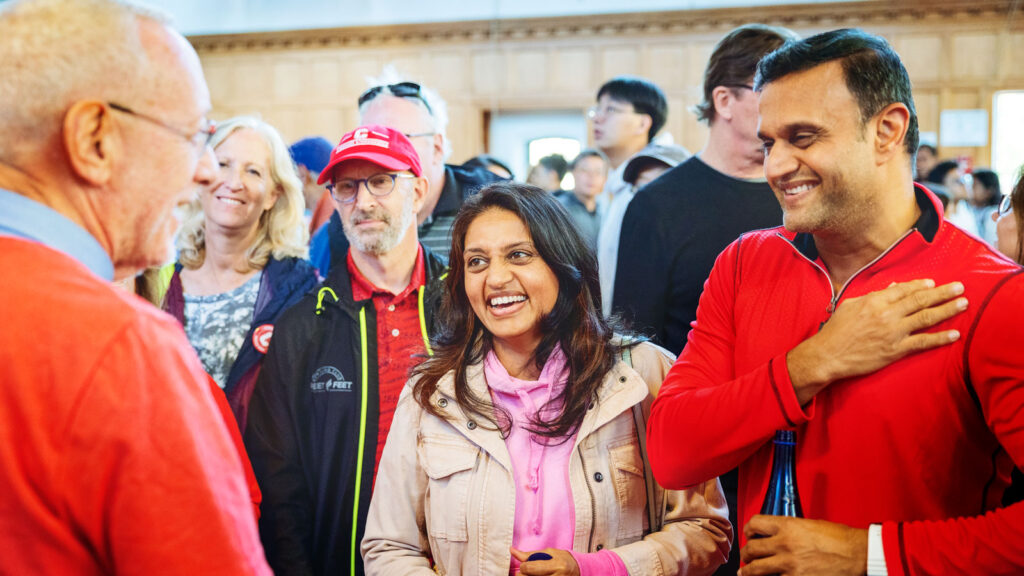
[141,0,863,36]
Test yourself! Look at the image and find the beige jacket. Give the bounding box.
[361,341,731,575]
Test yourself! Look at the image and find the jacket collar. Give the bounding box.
[572,360,649,450]
[431,353,650,470]
[786,183,942,261]
[429,165,461,218]
[321,243,447,314]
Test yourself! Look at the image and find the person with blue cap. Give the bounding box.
[289,135,334,233]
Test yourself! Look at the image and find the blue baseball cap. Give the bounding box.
[288,136,334,173]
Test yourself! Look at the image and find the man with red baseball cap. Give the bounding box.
[245,125,449,576]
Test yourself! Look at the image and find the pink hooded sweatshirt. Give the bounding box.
[484,347,627,576]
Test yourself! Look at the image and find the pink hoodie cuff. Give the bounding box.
[569,549,628,576]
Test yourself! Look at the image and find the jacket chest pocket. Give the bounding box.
[418,437,478,543]
[608,438,647,541]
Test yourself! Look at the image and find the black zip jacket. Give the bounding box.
[244,246,447,576]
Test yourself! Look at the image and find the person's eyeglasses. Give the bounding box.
[327,172,416,204]
[724,83,755,91]
[108,102,216,147]
[403,131,436,139]
[586,105,639,121]
[358,82,433,114]
[998,193,1014,217]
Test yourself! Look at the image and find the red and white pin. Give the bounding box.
[252,324,274,354]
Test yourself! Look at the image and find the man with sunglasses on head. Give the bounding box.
[0,0,269,573]
[309,77,502,273]
[245,125,448,576]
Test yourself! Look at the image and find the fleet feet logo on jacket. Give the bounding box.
[310,366,353,393]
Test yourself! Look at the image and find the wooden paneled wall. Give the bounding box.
[191,0,1020,166]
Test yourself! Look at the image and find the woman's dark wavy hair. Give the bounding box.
[412,181,626,440]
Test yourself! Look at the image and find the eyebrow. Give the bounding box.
[464,240,534,256]
[759,122,826,142]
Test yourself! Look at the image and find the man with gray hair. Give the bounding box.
[0,0,269,573]
[310,72,501,271]
[615,23,799,355]
[613,24,798,576]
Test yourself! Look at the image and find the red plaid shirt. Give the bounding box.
[347,246,427,481]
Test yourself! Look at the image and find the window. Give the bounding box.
[528,137,581,189]
[992,91,1024,194]
[487,110,588,189]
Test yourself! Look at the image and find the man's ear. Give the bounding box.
[636,113,653,138]
[711,85,736,122]
[432,133,445,164]
[873,102,911,164]
[63,101,116,186]
[412,176,429,213]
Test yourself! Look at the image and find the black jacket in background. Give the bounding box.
[244,246,447,576]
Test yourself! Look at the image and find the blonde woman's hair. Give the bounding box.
[177,116,309,270]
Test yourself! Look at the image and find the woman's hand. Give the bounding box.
[511,547,581,576]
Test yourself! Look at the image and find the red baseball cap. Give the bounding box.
[317,125,422,185]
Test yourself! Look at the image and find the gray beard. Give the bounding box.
[342,191,416,256]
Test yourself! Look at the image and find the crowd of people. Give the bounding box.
[3,1,1024,575]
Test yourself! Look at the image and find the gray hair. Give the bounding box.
[176,116,310,271]
[0,0,170,161]
[358,65,452,161]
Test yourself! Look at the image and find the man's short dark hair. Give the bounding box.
[694,24,798,125]
[570,149,608,171]
[918,144,937,156]
[538,154,569,180]
[926,160,958,185]
[972,169,1001,207]
[464,154,514,179]
[597,76,667,142]
[754,28,919,156]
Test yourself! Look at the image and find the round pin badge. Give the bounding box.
[252,324,274,354]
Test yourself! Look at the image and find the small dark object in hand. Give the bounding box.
[527,552,553,561]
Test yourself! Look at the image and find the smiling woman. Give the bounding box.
[361,182,732,576]
[159,116,318,430]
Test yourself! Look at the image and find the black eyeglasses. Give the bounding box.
[357,82,433,114]
[327,172,416,204]
[724,83,755,92]
[108,102,216,147]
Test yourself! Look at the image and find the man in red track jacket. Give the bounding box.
[648,29,1024,576]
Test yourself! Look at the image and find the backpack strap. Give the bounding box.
[622,341,663,534]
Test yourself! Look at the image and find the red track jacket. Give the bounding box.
[649,186,1024,575]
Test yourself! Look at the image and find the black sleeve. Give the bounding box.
[244,310,316,576]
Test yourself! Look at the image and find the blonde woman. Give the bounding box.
[163,116,317,429]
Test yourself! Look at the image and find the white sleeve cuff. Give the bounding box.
[867,524,889,576]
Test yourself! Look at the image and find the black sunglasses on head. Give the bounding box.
[358,82,433,114]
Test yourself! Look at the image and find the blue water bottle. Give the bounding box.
[760,430,803,518]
